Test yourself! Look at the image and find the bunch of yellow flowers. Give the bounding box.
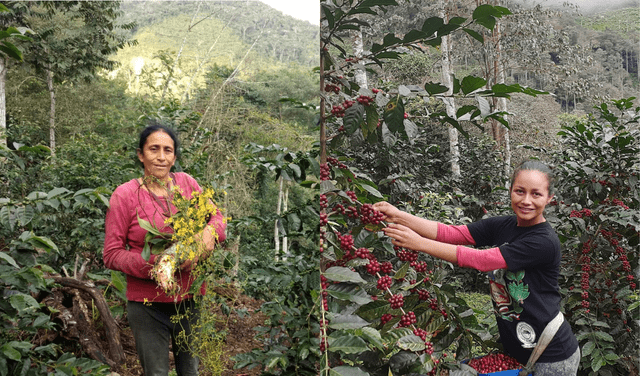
[139,186,224,295]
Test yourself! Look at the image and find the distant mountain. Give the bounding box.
[578,6,640,36]
[118,0,318,67]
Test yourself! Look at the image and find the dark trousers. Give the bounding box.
[127,299,199,376]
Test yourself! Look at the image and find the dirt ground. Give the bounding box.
[115,287,266,376]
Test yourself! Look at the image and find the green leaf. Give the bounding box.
[461,75,486,95]
[424,82,449,95]
[344,103,365,135]
[0,206,13,230]
[327,283,373,305]
[582,341,595,356]
[363,104,379,141]
[0,344,21,361]
[397,334,426,351]
[329,335,369,354]
[355,300,392,321]
[592,331,614,342]
[358,327,385,351]
[604,352,619,361]
[463,28,483,43]
[324,266,367,284]
[329,366,370,376]
[0,43,23,61]
[421,17,444,37]
[383,96,405,133]
[328,314,370,330]
[0,251,19,268]
[141,241,151,262]
[28,233,59,253]
[47,187,71,199]
[14,206,34,227]
[359,182,383,198]
[403,29,426,43]
[394,261,410,279]
[136,213,164,236]
[110,270,126,292]
[10,293,40,313]
[591,351,604,372]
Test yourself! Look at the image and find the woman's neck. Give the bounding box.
[142,175,171,196]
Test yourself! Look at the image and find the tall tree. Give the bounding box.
[7,1,134,152]
[0,4,30,148]
[440,0,461,177]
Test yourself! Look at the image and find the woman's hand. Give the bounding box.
[179,257,198,272]
[382,223,425,252]
[154,254,177,293]
[372,201,403,224]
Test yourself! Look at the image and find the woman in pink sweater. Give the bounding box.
[103,124,226,376]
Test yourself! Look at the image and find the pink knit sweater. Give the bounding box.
[103,172,226,302]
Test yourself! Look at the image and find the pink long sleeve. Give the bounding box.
[436,223,476,245]
[103,181,158,280]
[456,246,507,272]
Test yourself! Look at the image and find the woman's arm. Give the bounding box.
[373,201,476,245]
[103,188,157,279]
[382,223,458,263]
[373,202,439,239]
[382,224,507,271]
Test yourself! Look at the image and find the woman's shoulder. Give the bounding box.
[172,172,196,184]
[474,215,516,227]
[172,172,201,193]
[112,178,140,196]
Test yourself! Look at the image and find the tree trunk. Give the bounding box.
[494,16,511,177]
[0,57,6,148]
[46,68,56,154]
[354,30,368,89]
[49,275,125,369]
[274,176,283,260]
[440,0,460,177]
[282,184,289,260]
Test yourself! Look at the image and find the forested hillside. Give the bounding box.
[118,0,318,67]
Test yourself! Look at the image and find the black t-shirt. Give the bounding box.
[467,215,579,365]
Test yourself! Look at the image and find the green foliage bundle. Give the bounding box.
[0,154,114,375]
[547,98,639,375]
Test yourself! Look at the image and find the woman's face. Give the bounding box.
[137,130,176,182]
[510,169,553,227]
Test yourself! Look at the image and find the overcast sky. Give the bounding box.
[259,0,319,25]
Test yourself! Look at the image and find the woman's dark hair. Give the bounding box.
[511,160,555,195]
[137,123,180,159]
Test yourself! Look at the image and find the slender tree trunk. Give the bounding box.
[0,58,6,148]
[282,184,288,261]
[46,69,56,154]
[494,16,511,177]
[354,30,367,89]
[274,176,283,261]
[440,0,460,177]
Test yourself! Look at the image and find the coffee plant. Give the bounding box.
[547,98,639,375]
[317,157,498,375]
